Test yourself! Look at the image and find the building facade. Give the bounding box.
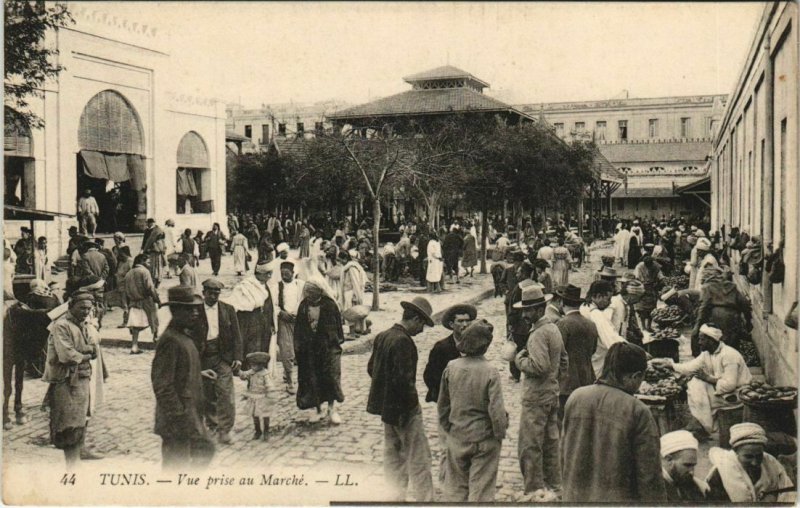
[710,1,798,385]
[519,95,727,219]
[4,3,228,254]
[225,101,350,153]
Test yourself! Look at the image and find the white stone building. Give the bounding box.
[4,3,228,254]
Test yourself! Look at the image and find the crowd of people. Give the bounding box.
[3,207,795,503]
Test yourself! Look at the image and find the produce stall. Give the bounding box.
[635,362,690,435]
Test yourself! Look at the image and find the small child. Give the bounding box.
[239,352,274,441]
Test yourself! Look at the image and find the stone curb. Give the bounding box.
[341,287,495,356]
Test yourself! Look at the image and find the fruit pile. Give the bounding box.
[739,382,797,403]
[739,341,761,367]
[651,327,680,340]
[662,275,689,289]
[639,377,683,399]
[651,305,684,324]
[645,362,676,383]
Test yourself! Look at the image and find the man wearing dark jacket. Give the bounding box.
[152,286,214,470]
[367,297,434,502]
[198,278,243,445]
[506,262,535,382]
[554,285,598,422]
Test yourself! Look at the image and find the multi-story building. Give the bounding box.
[225,101,350,153]
[518,94,727,219]
[710,1,798,385]
[4,3,228,254]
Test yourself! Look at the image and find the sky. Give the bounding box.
[89,2,766,107]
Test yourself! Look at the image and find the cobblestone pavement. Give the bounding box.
[4,242,633,503]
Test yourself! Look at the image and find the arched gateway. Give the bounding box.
[77,90,146,232]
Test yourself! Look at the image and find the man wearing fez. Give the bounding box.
[367,296,435,502]
[423,304,476,481]
[199,278,243,445]
[152,286,214,470]
[660,430,709,502]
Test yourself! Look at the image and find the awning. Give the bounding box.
[612,187,676,198]
[675,176,710,194]
[4,205,75,221]
[79,150,146,191]
[675,176,711,207]
[225,131,249,142]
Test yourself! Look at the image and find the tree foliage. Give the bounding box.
[4,1,74,128]
[311,125,412,310]
[398,115,494,229]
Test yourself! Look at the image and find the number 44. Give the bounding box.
[60,474,76,485]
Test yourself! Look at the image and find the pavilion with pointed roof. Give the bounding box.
[328,65,535,128]
[326,66,623,235]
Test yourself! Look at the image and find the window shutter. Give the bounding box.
[78,91,144,154]
[4,108,32,157]
[177,132,209,168]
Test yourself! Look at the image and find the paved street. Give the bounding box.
[4,242,643,503]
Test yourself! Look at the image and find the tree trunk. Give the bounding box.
[371,197,381,311]
[480,201,489,274]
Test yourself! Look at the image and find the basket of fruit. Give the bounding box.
[637,377,684,404]
[739,382,798,408]
[651,305,685,326]
[651,327,681,340]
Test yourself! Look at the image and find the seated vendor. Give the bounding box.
[706,423,796,503]
[661,430,709,503]
[664,323,751,443]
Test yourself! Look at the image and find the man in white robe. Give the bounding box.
[662,324,751,440]
[614,226,631,265]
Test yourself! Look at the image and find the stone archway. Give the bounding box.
[77,89,146,232]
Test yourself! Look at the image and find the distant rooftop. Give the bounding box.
[403,65,490,90]
[519,94,728,113]
[329,88,523,120]
[600,140,712,163]
[329,65,538,122]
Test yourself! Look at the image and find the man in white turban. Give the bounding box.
[689,237,718,290]
[660,324,751,443]
[275,243,291,260]
[660,430,709,502]
[705,423,795,503]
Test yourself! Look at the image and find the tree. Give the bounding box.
[313,125,411,310]
[399,115,492,230]
[4,1,73,128]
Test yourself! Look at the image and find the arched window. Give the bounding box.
[176,131,212,214]
[76,90,146,233]
[4,107,35,207]
[78,90,144,154]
